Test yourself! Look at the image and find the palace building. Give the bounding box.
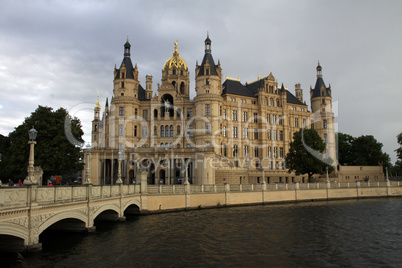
[88,34,336,185]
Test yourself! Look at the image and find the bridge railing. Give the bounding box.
[0,181,400,209]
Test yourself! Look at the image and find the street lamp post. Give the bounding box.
[84,143,92,185]
[326,166,329,183]
[24,127,38,185]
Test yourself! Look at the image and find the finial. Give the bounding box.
[207,31,209,38]
[318,60,320,66]
[173,40,179,56]
[127,35,129,42]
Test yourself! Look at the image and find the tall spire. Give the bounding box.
[316,60,322,77]
[205,32,211,53]
[124,36,131,57]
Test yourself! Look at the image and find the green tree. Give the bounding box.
[352,135,390,168]
[396,132,402,163]
[1,106,84,183]
[337,133,355,165]
[285,128,333,182]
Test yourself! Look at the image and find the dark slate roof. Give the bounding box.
[222,79,255,97]
[286,90,306,105]
[198,53,219,76]
[138,84,147,100]
[245,79,265,95]
[311,76,331,98]
[114,57,135,80]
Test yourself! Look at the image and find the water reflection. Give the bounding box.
[26,198,402,267]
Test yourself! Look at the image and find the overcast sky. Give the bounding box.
[0,0,401,163]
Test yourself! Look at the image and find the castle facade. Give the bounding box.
[89,35,336,185]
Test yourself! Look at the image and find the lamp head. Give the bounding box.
[28,127,37,141]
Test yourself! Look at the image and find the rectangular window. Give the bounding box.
[269,161,273,169]
[232,110,237,121]
[267,114,270,124]
[244,145,249,157]
[223,109,226,120]
[254,129,258,140]
[243,127,248,139]
[253,113,258,123]
[223,126,227,137]
[119,124,124,136]
[273,130,277,141]
[272,115,277,125]
[323,119,328,129]
[233,127,238,138]
[224,145,227,156]
[187,125,193,137]
[324,133,328,143]
[187,108,192,119]
[205,104,210,116]
[233,145,238,157]
[206,142,211,147]
[119,107,124,118]
[279,131,283,141]
[295,118,299,128]
[206,122,211,134]
[274,147,278,158]
[303,119,307,128]
[243,111,248,122]
[254,147,259,158]
[280,147,284,158]
[268,147,272,158]
[268,129,271,140]
[142,126,148,138]
[143,110,148,121]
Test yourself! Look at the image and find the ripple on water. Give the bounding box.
[25,198,402,267]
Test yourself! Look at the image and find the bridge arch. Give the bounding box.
[0,223,29,243]
[38,210,89,235]
[92,203,121,219]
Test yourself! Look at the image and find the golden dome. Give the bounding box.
[163,41,188,70]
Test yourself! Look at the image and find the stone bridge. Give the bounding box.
[0,172,401,252]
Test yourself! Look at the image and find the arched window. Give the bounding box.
[172,81,176,89]
[276,99,280,107]
[161,125,164,137]
[170,125,174,137]
[154,126,157,136]
[154,109,158,118]
[265,98,268,105]
[180,82,185,94]
[161,143,164,147]
[177,126,181,135]
[166,125,169,137]
[270,98,274,106]
[134,125,137,137]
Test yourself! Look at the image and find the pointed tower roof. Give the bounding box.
[198,32,219,76]
[95,95,101,109]
[311,61,331,98]
[115,38,135,80]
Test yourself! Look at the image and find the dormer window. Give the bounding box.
[173,69,176,75]
[121,82,124,88]
[121,72,125,79]
[206,68,209,75]
[206,78,209,85]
